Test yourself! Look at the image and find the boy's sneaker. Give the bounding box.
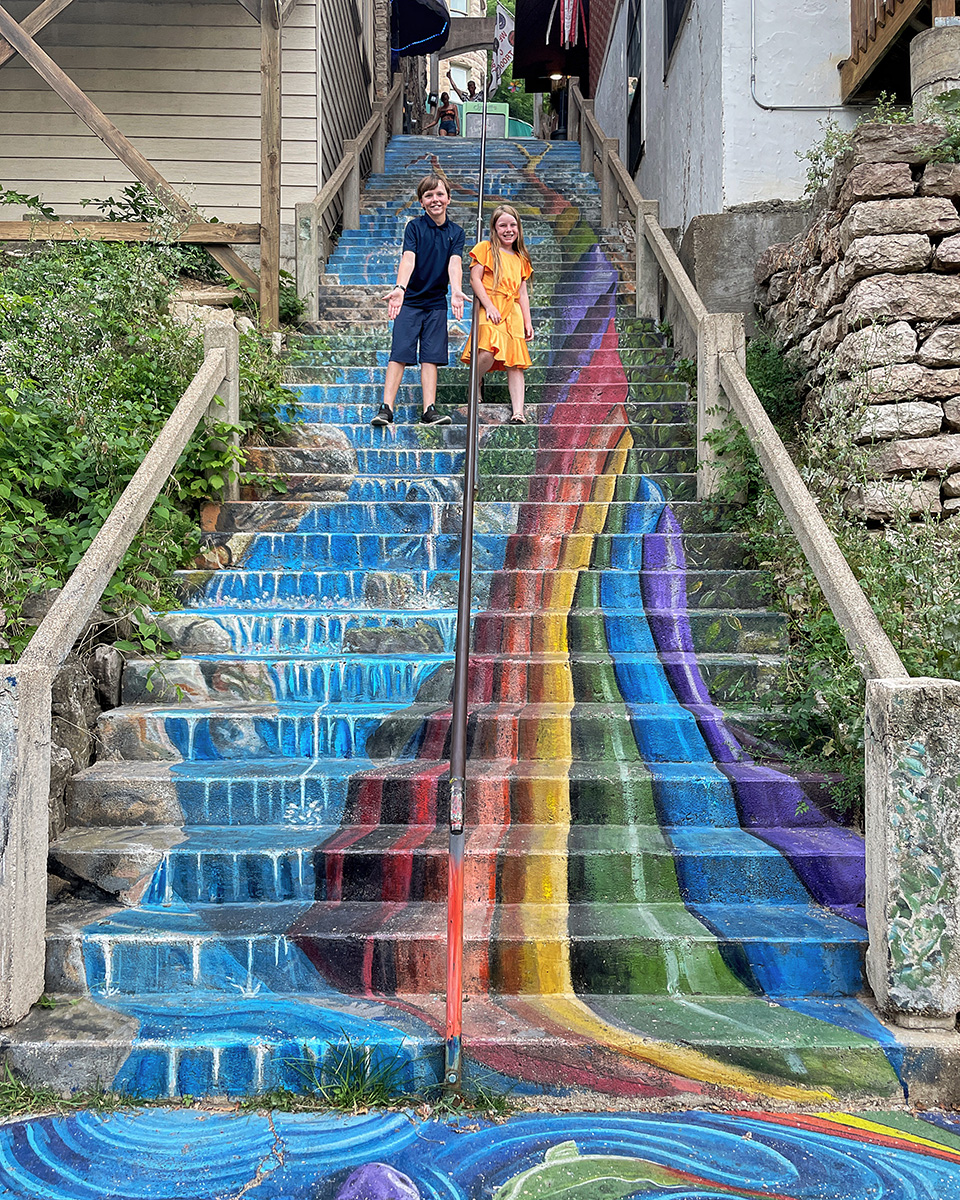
[420,406,451,426]
[371,404,394,426]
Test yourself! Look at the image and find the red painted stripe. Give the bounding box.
[735,1111,960,1164]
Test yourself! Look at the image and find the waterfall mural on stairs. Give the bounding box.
[41,137,909,1103]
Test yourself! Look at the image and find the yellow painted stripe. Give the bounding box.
[814,1112,955,1151]
[515,424,834,1102]
[532,992,834,1102]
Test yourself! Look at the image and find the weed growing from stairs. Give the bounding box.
[0,197,294,662]
[0,1064,132,1120]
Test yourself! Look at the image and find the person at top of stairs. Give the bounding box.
[371,173,465,429]
[461,203,534,425]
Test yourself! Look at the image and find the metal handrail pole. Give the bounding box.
[444,64,490,1095]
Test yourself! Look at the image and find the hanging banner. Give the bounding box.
[491,3,515,94]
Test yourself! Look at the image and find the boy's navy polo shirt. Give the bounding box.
[401,214,465,309]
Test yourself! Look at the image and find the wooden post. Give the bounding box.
[0,4,259,295]
[933,0,956,19]
[697,312,745,500]
[568,89,579,142]
[600,137,618,228]
[0,0,76,69]
[371,101,387,175]
[260,6,282,332]
[0,661,54,1026]
[295,201,320,323]
[579,98,595,174]
[343,139,361,229]
[636,200,660,320]
[389,80,404,136]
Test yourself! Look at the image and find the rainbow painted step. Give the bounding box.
[15,134,906,1108]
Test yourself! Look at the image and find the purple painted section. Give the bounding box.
[641,503,866,923]
[337,1164,422,1200]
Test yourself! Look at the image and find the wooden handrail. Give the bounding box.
[0,221,260,244]
[295,78,403,323]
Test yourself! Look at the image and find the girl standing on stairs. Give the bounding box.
[462,204,534,424]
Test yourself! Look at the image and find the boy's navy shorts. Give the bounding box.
[390,305,448,365]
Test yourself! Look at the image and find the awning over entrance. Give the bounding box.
[391,0,450,58]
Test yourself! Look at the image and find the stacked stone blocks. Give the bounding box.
[757,123,960,521]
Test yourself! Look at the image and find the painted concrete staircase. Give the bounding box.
[17,137,904,1103]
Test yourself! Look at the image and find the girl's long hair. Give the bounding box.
[487,204,531,291]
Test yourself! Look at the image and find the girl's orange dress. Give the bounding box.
[461,241,532,371]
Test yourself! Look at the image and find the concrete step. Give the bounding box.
[174,563,769,609]
[2,988,904,1099]
[236,472,699,504]
[118,650,783,707]
[190,529,750,573]
[153,603,788,656]
[204,498,732,538]
[44,898,866,1001]
[48,822,860,910]
[94,697,789,765]
[68,753,839,831]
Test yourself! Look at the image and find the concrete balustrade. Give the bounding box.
[0,328,238,1027]
[570,82,960,1034]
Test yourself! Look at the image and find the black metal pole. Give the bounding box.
[444,63,490,1096]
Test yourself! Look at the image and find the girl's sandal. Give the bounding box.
[508,414,526,425]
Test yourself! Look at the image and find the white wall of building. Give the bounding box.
[636,0,724,231]
[596,0,858,233]
[721,0,856,209]
[0,0,320,223]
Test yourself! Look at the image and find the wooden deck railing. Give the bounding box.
[842,0,956,101]
[295,79,404,324]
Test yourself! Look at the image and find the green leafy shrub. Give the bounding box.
[0,209,293,662]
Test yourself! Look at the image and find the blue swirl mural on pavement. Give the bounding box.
[1,1109,960,1199]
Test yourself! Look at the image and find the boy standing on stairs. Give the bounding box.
[371,174,466,427]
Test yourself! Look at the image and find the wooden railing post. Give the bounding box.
[371,101,387,175]
[295,201,320,324]
[390,82,404,137]
[343,139,361,230]
[0,661,54,1026]
[580,98,595,174]
[697,312,745,500]
[636,200,661,320]
[600,137,619,228]
[569,88,581,143]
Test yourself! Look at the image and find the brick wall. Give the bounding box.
[588,0,617,96]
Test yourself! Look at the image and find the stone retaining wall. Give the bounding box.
[756,122,960,520]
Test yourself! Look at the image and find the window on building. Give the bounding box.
[627,0,642,171]
[664,0,692,63]
[449,0,469,13]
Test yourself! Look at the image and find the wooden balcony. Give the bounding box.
[841,0,955,102]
